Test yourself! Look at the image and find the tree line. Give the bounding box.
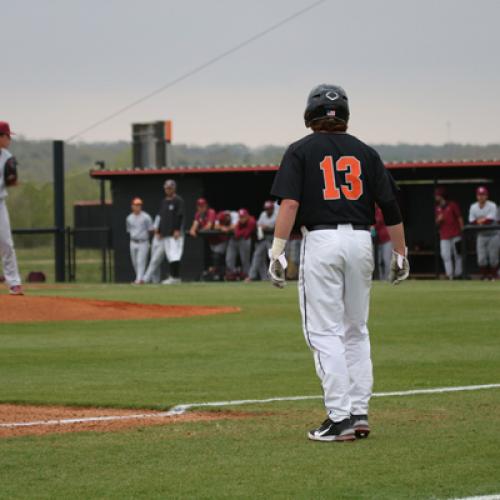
[6,138,500,247]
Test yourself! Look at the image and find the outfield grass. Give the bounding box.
[0,281,499,499]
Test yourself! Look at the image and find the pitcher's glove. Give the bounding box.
[389,250,410,285]
[4,156,18,186]
[268,251,288,289]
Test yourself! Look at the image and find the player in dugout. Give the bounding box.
[468,186,499,280]
[225,208,256,281]
[189,198,225,280]
[126,197,154,284]
[435,187,464,280]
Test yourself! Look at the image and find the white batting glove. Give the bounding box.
[389,249,410,285]
[268,252,288,288]
[268,237,288,289]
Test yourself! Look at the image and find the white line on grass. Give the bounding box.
[1,383,499,429]
[449,495,500,500]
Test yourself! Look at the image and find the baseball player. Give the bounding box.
[211,210,234,279]
[0,121,23,295]
[225,208,256,280]
[150,214,162,283]
[143,179,185,284]
[189,198,225,279]
[269,84,409,442]
[435,187,463,279]
[374,205,392,281]
[247,201,278,281]
[126,197,153,284]
[468,186,499,280]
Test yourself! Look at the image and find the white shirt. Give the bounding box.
[257,208,278,229]
[126,211,153,241]
[0,148,13,200]
[468,200,497,224]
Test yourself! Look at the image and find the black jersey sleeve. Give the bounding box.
[270,146,303,202]
[371,152,402,225]
[174,197,185,230]
[372,152,398,205]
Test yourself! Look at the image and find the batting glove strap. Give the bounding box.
[270,237,287,260]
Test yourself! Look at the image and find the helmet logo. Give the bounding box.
[325,91,339,101]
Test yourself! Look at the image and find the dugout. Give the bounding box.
[90,160,500,282]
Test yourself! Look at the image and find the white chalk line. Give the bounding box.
[450,495,500,500]
[1,383,499,429]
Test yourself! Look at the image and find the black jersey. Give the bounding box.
[158,195,185,237]
[271,132,399,227]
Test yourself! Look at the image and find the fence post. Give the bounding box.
[53,140,65,282]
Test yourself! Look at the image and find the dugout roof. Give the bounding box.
[90,159,500,181]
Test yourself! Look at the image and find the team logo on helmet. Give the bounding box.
[325,91,339,101]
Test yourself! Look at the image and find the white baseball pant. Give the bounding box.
[129,240,150,282]
[440,236,462,278]
[149,237,163,283]
[0,200,21,287]
[377,241,393,281]
[144,236,184,281]
[299,225,374,422]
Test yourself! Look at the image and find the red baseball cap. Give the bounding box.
[0,121,14,137]
[238,208,249,217]
[264,200,274,209]
[196,197,207,206]
[434,187,447,198]
[476,186,489,196]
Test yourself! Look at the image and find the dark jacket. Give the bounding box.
[158,195,185,237]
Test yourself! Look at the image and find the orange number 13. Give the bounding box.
[319,156,363,201]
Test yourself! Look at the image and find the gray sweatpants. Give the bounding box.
[440,236,462,278]
[248,238,272,280]
[226,238,252,275]
[476,232,500,267]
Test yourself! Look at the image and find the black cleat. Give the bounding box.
[350,414,370,439]
[308,418,356,442]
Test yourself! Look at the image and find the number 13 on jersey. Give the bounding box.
[320,155,364,201]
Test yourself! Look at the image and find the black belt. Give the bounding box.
[306,224,370,232]
[131,239,148,243]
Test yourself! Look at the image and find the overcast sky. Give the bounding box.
[3,0,500,146]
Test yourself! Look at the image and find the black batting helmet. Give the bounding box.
[304,84,349,127]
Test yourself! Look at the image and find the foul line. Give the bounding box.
[450,495,500,500]
[1,383,499,429]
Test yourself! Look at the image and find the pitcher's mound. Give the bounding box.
[0,295,240,323]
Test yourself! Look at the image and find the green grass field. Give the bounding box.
[1,281,499,499]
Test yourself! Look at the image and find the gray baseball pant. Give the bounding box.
[248,238,272,280]
[226,238,251,275]
[476,232,500,267]
[440,236,462,278]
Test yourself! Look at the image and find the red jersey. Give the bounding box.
[195,208,216,229]
[436,201,462,240]
[234,216,256,240]
[374,206,391,244]
[211,211,232,244]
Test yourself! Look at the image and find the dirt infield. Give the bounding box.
[0,295,240,323]
[0,404,256,438]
